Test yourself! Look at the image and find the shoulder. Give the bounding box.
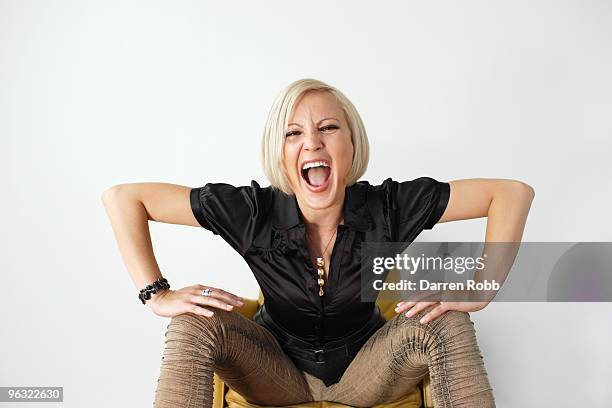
[364,176,444,192]
[357,176,450,236]
[190,180,281,254]
[363,176,448,203]
[356,176,435,204]
[191,179,279,228]
[193,179,273,205]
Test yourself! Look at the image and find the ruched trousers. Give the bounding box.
[153,305,495,407]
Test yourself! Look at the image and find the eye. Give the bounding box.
[284,125,339,138]
[320,125,339,132]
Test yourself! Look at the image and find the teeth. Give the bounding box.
[302,161,330,171]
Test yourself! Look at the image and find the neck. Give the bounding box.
[296,190,345,233]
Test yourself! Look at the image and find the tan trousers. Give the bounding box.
[153,306,495,407]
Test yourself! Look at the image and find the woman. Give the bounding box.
[102,78,534,407]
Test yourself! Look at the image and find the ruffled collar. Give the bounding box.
[269,181,374,232]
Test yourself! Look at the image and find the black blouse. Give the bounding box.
[189,177,450,386]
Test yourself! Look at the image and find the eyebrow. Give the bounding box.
[288,117,339,127]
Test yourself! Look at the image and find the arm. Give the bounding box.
[101,183,243,316]
[396,178,535,322]
[437,178,535,242]
[101,183,198,290]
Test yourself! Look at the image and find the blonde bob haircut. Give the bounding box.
[261,78,370,196]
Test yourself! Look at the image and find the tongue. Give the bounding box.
[307,167,330,187]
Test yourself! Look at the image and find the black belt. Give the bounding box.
[253,304,386,386]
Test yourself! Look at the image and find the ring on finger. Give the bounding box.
[201,288,214,297]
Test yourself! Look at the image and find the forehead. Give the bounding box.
[289,91,343,122]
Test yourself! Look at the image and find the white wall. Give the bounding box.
[1,1,610,406]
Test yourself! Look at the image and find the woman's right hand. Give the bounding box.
[147,284,245,318]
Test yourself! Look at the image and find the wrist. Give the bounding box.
[138,277,171,305]
[147,288,171,306]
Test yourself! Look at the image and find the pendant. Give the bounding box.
[316,257,325,296]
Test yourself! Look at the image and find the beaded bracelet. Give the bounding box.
[138,277,170,305]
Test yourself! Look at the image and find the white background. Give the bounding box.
[1,1,611,406]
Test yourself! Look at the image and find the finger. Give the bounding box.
[395,295,435,312]
[187,303,215,317]
[193,289,242,308]
[197,285,244,306]
[395,301,416,313]
[395,295,428,313]
[192,286,240,307]
[419,304,448,324]
[190,295,236,311]
[204,286,244,303]
[404,301,439,318]
[404,301,436,318]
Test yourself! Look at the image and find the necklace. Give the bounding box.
[306,218,343,296]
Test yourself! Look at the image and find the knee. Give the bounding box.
[429,310,474,334]
[393,310,477,359]
[164,309,237,356]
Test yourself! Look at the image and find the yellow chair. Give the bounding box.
[212,290,434,408]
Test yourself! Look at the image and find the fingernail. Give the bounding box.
[420,317,428,324]
[396,302,404,308]
[226,304,233,310]
[207,311,214,316]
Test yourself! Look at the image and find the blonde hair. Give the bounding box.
[261,78,370,196]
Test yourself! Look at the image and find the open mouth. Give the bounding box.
[300,161,332,192]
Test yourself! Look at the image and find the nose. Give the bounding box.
[303,128,323,151]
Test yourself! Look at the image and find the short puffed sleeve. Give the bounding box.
[383,177,450,242]
[189,180,265,256]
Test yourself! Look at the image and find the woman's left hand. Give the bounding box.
[394,300,490,324]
